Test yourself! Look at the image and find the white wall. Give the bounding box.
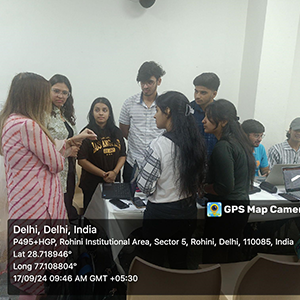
[238,0,267,121]
[0,0,247,130]
[253,0,300,151]
[0,0,299,153]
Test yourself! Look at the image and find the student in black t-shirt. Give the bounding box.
[78,98,126,211]
[202,99,255,263]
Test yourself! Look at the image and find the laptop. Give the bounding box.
[102,162,139,200]
[266,164,300,185]
[280,166,300,200]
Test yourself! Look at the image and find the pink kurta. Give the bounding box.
[2,114,67,295]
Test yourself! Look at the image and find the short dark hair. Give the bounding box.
[136,61,166,82]
[193,72,220,91]
[241,119,265,134]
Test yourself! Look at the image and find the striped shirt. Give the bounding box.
[268,140,300,169]
[119,92,163,167]
[2,114,67,295]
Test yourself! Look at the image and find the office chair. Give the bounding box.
[233,253,300,300]
[199,253,300,300]
[127,256,221,300]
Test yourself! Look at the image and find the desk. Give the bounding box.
[84,183,300,271]
[84,184,145,267]
[237,183,300,222]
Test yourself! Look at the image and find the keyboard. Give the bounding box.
[102,183,132,199]
[113,184,131,196]
[278,193,300,202]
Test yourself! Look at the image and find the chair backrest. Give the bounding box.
[233,253,300,299]
[127,256,221,300]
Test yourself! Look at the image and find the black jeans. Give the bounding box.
[203,202,249,263]
[82,185,98,213]
[122,161,133,183]
[142,198,197,269]
[64,158,78,220]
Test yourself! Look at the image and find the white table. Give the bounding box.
[84,183,300,271]
[84,184,145,269]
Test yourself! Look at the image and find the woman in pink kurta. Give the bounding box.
[3,114,68,296]
[3,114,67,220]
[0,73,96,298]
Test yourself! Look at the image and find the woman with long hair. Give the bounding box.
[48,74,79,221]
[0,72,96,298]
[137,91,207,269]
[77,97,126,211]
[202,99,255,263]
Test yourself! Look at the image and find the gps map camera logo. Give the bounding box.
[207,202,222,217]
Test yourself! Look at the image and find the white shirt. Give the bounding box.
[137,135,188,203]
[119,92,163,166]
[268,140,300,169]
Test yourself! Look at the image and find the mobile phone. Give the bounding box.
[132,197,146,208]
[109,198,130,209]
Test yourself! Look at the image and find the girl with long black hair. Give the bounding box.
[137,91,207,269]
[77,97,126,211]
[202,99,256,263]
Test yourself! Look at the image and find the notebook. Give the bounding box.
[280,166,300,200]
[266,164,300,185]
[102,162,139,200]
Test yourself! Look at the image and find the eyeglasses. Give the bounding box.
[51,88,70,98]
[252,133,265,139]
[140,79,156,87]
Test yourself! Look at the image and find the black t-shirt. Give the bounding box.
[206,139,250,203]
[77,126,126,190]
